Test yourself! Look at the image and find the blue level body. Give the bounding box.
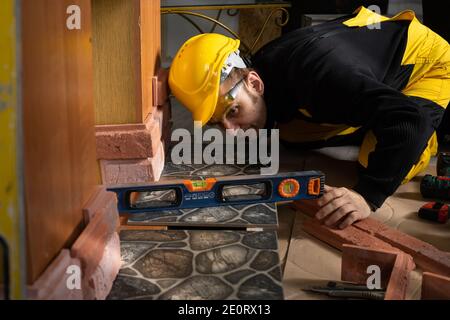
[107,171,325,215]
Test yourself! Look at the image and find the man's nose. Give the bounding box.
[221,118,240,131]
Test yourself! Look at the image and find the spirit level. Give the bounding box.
[108,171,325,214]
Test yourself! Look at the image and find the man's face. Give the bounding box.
[213,71,267,131]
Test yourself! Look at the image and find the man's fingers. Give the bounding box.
[338,212,359,229]
[317,187,346,207]
[323,185,333,192]
[315,197,350,220]
[324,204,355,226]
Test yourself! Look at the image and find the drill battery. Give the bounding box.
[418,202,449,224]
[418,152,450,223]
[437,152,450,176]
[420,174,450,200]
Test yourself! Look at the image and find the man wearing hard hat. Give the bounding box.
[168,7,450,229]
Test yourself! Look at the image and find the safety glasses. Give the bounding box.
[211,77,245,124]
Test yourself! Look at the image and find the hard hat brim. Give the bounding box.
[191,89,218,127]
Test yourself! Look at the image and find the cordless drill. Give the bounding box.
[419,152,450,223]
[437,152,450,176]
[418,201,449,224]
[420,152,450,200]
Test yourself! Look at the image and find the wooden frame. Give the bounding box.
[21,0,99,284]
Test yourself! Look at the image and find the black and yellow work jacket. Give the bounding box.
[253,6,450,209]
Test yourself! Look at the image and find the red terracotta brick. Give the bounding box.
[385,252,415,300]
[99,141,165,185]
[341,244,415,300]
[302,218,403,253]
[341,244,398,288]
[295,201,450,278]
[71,202,119,279]
[353,218,388,236]
[100,158,154,185]
[354,218,450,277]
[95,97,171,161]
[27,249,83,300]
[83,232,121,300]
[95,118,160,160]
[421,272,450,300]
[82,187,118,224]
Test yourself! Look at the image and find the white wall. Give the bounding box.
[161,0,251,67]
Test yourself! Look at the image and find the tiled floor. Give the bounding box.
[107,229,284,300]
[109,161,284,300]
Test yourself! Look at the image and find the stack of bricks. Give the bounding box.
[294,200,450,300]
[96,70,172,185]
[27,188,121,299]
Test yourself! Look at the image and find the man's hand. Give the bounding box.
[315,185,372,229]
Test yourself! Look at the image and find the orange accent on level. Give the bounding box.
[308,178,321,195]
[183,178,217,192]
[278,178,300,198]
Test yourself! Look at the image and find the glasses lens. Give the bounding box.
[212,78,244,123]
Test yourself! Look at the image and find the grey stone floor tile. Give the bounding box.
[108,229,284,300]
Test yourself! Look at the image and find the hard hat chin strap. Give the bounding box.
[220,50,248,83]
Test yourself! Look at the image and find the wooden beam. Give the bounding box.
[92,0,161,125]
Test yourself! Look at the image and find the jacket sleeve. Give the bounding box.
[308,60,444,209]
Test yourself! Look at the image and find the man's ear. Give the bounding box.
[246,71,264,96]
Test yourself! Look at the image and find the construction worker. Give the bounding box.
[168,7,450,229]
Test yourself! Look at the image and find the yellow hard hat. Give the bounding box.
[169,33,241,126]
